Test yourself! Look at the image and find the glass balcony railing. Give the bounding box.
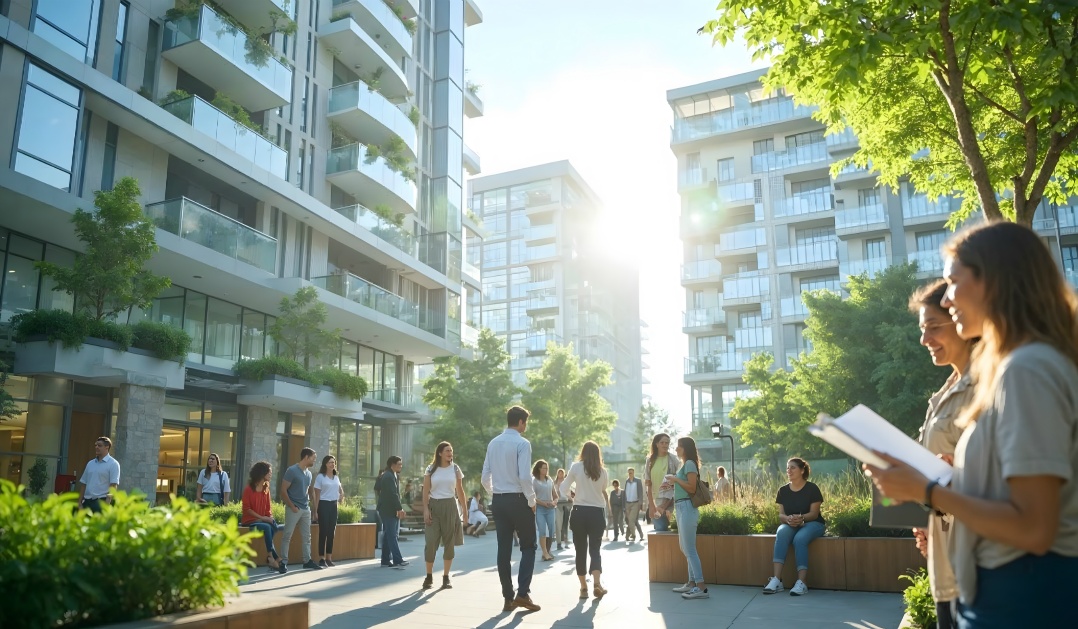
[312,272,440,336]
[775,191,833,218]
[462,260,481,281]
[722,271,769,299]
[160,96,287,179]
[835,161,874,179]
[780,296,810,318]
[461,323,480,347]
[826,126,858,147]
[683,307,726,328]
[672,97,814,143]
[326,143,417,207]
[835,203,887,230]
[327,81,416,150]
[526,331,562,353]
[751,142,828,173]
[902,194,959,220]
[840,256,892,280]
[718,224,766,251]
[735,326,773,348]
[682,259,721,281]
[776,241,838,267]
[684,352,750,376]
[332,204,417,257]
[526,243,558,261]
[145,198,276,273]
[908,250,945,275]
[366,387,425,410]
[527,289,558,311]
[525,223,557,241]
[716,180,757,205]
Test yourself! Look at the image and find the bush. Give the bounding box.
[697,502,754,535]
[900,568,937,628]
[131,320,192,361]
[312,367,368,401]
[234,357,368,401]
[210,499,359,524]
[12,309,132,350]
[0,481,256,628]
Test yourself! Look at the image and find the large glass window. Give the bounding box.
[14,64,82,191]
[0,234,44,322]
[0,374,69,493]
[183,291,208,362]
[204,298,241,368]
[241,310,267,360]
[915,229,948,253]
[112,2,129,82]
[156,397,237,504]
[33,0,101,63]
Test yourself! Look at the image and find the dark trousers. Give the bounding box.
[317,500,338,556]
[559,504,571,541]
[84,497,108,513]
[569,505,604,575]
[937,600,956,629]
[957,552,1078,628]
[492,493,536,600]
[380,513,404,565]
[611,507,624,539]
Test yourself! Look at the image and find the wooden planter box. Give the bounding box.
[242,522,376,565]
[100,596,307,628]
[648,532,923,593]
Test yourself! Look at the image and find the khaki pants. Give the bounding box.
[281,506,311,564]
[424,497,459,563]
[624,502,641,539]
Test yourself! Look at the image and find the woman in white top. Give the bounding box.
[313,455,344,567]
[466,490,488,536]
[421,441,468,590]
[195,453,230,505]
[559,441,610,599]
[868,222,1078,628]
[533,459,559,561]
[713,466,733,503]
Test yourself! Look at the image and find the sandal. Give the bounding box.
[593,585,608,598]
[579,587,588,599]
[266,556,279,570]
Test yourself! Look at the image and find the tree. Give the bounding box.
[36,177,170,320]
[0,362,19,424]
[521,343,618,471]
[422,328,520,480]
[631,401,678,464]
[269,286,340,370]
[704,2,1078,226]
[730,353,807,473]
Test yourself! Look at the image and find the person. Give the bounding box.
[422,441,468,590]
[280,447,322,571]
[866,221,1078,627]
[466,490,488,536]
[554,468,571,550]
[645,433,679,532]
[313,455,344,568]
[376,455,408,569]
[404,480,416,508]
[763,457,825,596]
[623,467,645,541]
[609,480,625,542]
[481,405,541,613]
[242,461,283,573]
[532,459,558,561]
[195,453,231,506]
[713,466,733,503]
[908,279,977,628]
[77,437,120,513]
[559,441,610,599]
[666,437,709,599]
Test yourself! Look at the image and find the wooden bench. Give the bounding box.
[241,522,376,566]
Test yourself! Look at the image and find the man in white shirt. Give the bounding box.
[482,406,540,613]
[78,437,120,513]
[623,468,645,542]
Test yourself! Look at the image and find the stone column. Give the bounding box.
[111,383,166,502]
[381,423,414,468]
[303,411,331,463]
[241,406,279,482]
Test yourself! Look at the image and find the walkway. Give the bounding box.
[239,532,904,628]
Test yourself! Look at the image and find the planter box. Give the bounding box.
[648,532,922,593]
[242,522,376,565]
[15,338,185,389]
[237,375,364,419]
[101,595,307,628]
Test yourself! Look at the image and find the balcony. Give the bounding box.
[160,95,287,180]
[162,4,292,111]
[833,161,877,186]
[312,271,439,336]
[679,167,708,190]
[461,323,480,347]
[465,85,484,118]
[318,17,409,100]
[908,250,945,276]
[462,260,481,284]
[526,331,562,355]
[775,191,834,219]
[464,0,483,26]
[825,126,858,152]
[835,203,888,234]
[776,241,839,268]
[682,259,722,283]
[366,386,426,411]
[524,223,556,245]
[326,143,418,215]
[463,143,481,175]
[331,0,413,61]
[751,142,828,173]
[780,296,810,319]
[332,203,417,258]
[902,194,958,224]
[527,289,559,313]
[526,243,559,263]
[671,97,814,144]
[327,81,417,160]
[684,353,748,378]
[384,0,418,19]
[716,179,758,207]
[735,326,773,349]
[683,307,726,331]
[718,224,767,253]
[840,256,892,281]
[722,270,769,301]
[145,198,276,273]
[214,0,294,33]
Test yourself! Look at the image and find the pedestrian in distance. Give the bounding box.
[560,441,610,599]
[623,467,645,541]
[466,491,488,536]
[280,447,322,571]
[532,459,558,561]
[195,453,230,506]
[241,461,283,573]
[376,455,409,569]
[313,455,345,567]
[422,441,468,590]
[554,467,571,550]
[78,437,119,513]
[712,466,733,503]
[609,480,625,542]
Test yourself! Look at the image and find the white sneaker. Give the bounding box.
[681,586,709,599]
[790,579,808,596]
[672,582,693,593]
[763,576,783,594]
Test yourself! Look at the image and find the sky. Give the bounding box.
[463,1,766,432]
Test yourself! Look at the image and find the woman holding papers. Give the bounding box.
[867,222,1078,628]
[762,457,824,597]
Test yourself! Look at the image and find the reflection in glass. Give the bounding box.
[204,298,241,368]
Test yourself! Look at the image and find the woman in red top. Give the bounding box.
[242,461,284,573]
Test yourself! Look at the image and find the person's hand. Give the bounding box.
[863,451,932,504]
[913,528,928,558]
[396,509,406,518]
[424,508,432,525]
[939,453,955,466]
[290,504,298,513]
[531,503,537,514]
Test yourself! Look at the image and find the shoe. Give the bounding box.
[278,561,287,574]
[672,582,694,593]
[579,587,588,599]
[381,563,393,567]
[318,559,327,568]
[502,599,515,612]
[593,585,608,598]
[763,576,783,594]
[441,575,452,589]
[303,560,323,570]
[681,587,709,599]
[325,559,335,567]
[790,579,809,596]
[392,563,407,570]
[512,595,541,611]
[422,574,433,590]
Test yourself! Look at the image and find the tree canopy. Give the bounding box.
[269,286,340,370]
[704,1,1078,226]
[730,352,807,472]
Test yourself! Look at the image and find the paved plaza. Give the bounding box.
[239,531,905,628]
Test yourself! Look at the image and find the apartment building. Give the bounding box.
[0,0,484,501]
[669,68,1078,433]
[468,161,642,454]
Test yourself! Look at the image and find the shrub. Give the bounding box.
[697,502,754,535]
[312,367,368,401]
[0,481,256,628]
[210,499,359,524]
[337,502,361,524]
[900,568,937,628]
[131,320,192,361]
[233,356,310,382]
[12,309,132,350]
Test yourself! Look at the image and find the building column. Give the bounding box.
[381,422,414,470]
[241,406,279,483]
[303,411,331,464]
[111,383,165,502]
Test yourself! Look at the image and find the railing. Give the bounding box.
[716,180,757,205]
[160,96,286,179]
[326,143,416,202]
[526,289,558,311]
[461,323,479,347]
[672,97,814,143]
[525,223,557,241]
[780,296,810,318]
[684,352,749,376]
[776,241,838,267]
[311,272,439,336]
[366,387,425,410]
[902,194,958,220]
[835,161,874,178]
[526,243,558,261]
[718,224,766,251]
[775,190,833,218]
[722,270,769,299]
[462,260,481,281]
[735,326,772,348]
[327,81,416,151]
[835,203,887,230]
[331,0,413,53]
[332,204,417,258]
[840,256,892,280]
[826,127,858,147]
[683,307,726,328]
[908,250,945,275]
[679,167,707,189]
[526,331,562,353]
[751,142,828,173]
[682,259,721,281]
[145,198,276,273]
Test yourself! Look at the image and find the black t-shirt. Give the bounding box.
[775,481,825,526]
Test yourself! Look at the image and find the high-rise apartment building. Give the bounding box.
[468,161,642,454]
[669,68,1078,433]
[0,0,483,501]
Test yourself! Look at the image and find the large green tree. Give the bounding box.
[421,328,520,480]
[730,353,811,472]
[269,286,340,370]
[704,1,1078,226]
[521,343,618,471]
[631,401,678,464]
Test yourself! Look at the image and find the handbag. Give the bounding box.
[690,476,713,509]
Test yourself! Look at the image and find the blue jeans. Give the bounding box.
[536,505,555,538]
[675,500,703,583]
[958,552,1078,628]
[772,521,825,571]
[247,520,280,559]
[492,493,536,600]
[653,508,670,532]
[380,513,404,565]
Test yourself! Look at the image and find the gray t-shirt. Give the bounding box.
[283,463,312,510]
[951,343,1078,604]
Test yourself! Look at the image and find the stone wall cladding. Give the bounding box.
[242,406,280,483]
[111,383,166,501]
[304,411,331,465]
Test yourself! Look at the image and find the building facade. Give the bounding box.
[669,68,1078,433]
[0,0,484,502]
[468,161,642,455]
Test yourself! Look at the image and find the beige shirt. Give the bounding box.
[951,343,1078,604]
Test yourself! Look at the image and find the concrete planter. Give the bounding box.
[99,596,307,628]
[14,338,185,389]
[237,375,364,419]
[242,522,377,565]
[648,532,922,593]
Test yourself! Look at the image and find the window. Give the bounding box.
[738,310,763,327]
[857,188,880,206]
[0,233,44,322]
[795,226,835,245]
[785,130,824,149]
[865,237,886,260]
[791,178,829,196]
[1063,245,1078,273]
[753,138,774,155]
[716,158,734,182]
[695,335,724,356]
[800,275,840,294]
[141,20,159,93]
[100,122,118,190]
[33,0,101,64]
[14,64,82,191]
[915,229,948,252]
[112,2,129,82]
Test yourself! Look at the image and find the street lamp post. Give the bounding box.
[710,422,736,501]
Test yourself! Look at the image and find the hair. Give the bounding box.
[788,457,811,479]
[555,468,565,479]
[299,447,316,461]
[204,453,221,477]
[384,455,402,473]
[627,467,635,474]
[612,479,620,487]
[579,441,604,481]
[95,436,112,450]
[942,222,1078,427]
[677,437,701,475]
[717,466,726,478]
[472,490,482,498]
[318,455,337,477]
[429,441,452,471]
[506,405,530,427]
[647,433,671,474]
[532,459,549,479]
[908,278,949,314]
[248,461,271,492]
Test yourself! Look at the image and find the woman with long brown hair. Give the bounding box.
[645,433,679,532]
[313,455,344,567]
[666,436,708,599]
[421,441,468,590]
[195,453,230,505]
[241,461,284,573]
[559,441,610,599]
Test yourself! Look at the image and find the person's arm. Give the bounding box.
[222,473,231,504]
[77,482,87,507]
[307,474,316,510]
[312,477,322,523]
[518,441,536,509]
[481,445,494,494]
[338,478,345,503]
[422,472,433,525]
[668,463,698,494]
[281,475,297,512]
[802,501,822,523]
[196,471,205,502]
[455,470,468,525]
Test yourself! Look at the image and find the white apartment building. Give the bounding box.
[0,0,484,501]
[468,161,643,455]
[669,68,1078,433]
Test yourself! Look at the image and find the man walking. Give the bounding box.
[78,437,120,513]
[623,468,644,542]
[609,480,625,542]
[280,447,322,572]
[482,406,541,613]
[376,455,408,568]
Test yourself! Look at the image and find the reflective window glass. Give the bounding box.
[34,0,100,63]
[204,298,241,368]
